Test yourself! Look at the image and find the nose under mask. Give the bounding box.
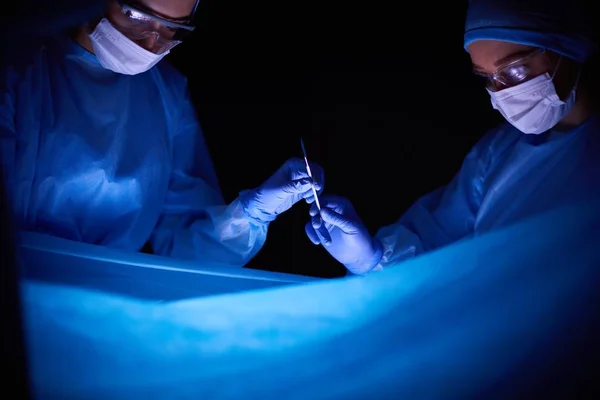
[89,18,169,75]
[487,61,579,135]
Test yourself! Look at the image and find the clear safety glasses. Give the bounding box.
[474,48,550,92]
[111,1,196,54]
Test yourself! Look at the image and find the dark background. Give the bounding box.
[168,0,503,278]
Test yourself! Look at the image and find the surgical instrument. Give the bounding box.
[300,138,321,211]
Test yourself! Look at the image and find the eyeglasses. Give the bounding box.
[474,48,548,92]
[111,1,196,54]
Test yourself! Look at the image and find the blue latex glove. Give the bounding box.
[305,195,383,275]
[240,158,324,224]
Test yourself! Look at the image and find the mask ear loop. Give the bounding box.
[549,54,581,90]
[567,67,582,105]
[550,55,581,102]
[550,55,563,80]
[572,67,582,91]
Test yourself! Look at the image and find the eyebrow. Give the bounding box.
[472,48,536,72]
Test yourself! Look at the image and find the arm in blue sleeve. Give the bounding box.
[0,66,17,189]
[149,88,268,267]
[374,140,492,269]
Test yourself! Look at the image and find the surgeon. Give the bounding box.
[306,0,600,275]
[0,0,324,267]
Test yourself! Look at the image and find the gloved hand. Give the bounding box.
[240,157,324,224]
[305,195,383,275]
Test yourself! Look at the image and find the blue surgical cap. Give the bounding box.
[464,0,598,63]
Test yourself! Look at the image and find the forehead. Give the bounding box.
[135,0,198,20]
[468,40,535,72]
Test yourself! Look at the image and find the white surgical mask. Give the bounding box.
[89,18,168,75]
[487,60,578,135]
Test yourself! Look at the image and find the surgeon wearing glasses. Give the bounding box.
[0,0,324,266]
[306,0,600,275]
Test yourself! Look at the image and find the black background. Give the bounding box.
[167,0,503,277]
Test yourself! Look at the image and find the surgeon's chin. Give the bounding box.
[557,104,590,132]
[559,84,598,131]
[72,23,97,55]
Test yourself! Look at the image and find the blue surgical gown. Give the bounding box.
[0,37,267,267]
[376,116,600,267]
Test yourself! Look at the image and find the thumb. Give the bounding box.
[320,208,360,234]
